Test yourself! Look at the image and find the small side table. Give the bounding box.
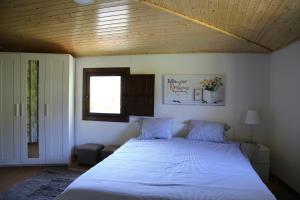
[251,144,270,183]
[77,143,104,165]
[102,145,120,160]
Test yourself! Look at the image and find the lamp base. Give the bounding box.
[249,126,256,144]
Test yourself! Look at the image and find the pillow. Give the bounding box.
[186,120,225,142]
[140,118,173,139]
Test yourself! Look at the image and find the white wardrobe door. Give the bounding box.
[20,54,46,164]
[0,54,21,165]
[45,55,68,164]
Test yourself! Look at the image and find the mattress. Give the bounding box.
[57,138,276,200]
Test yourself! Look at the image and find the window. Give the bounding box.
[82,68,129,122]
[89,76,121,114]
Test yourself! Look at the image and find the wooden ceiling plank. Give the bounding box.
[264,1,300,49]
[0,0,119,7]
[3,23,232,48]
[30,23,211,41]
[67,35,261,50]
[281,6,300,47]
[244,0,271,39]
[215,0,228,29]
[0,0,133,22]
[72,45,265,55]
[239,0,261,37]
[41,41,262,51]
[254,0,284,42]
[75,47,262,56]
[0,0,124,13]
[48,27,247,44]
[227,0,239,32]
[140,0,272,52]
[230,0,250,33]
[68,36,261,49]
[0,6,138,27]
[188,0,200,20]
[201,0,210,22]
[1,8,175,30]
[3,14,187,36]
[252,0,282,42]
[2,0,299,55]
[39,24,209,40]
[0,8,159,30]
[224,0,232,30]
[0,5,139,25]
[257,0,297,47]
[208,0,218,26]
[33,23,232,43]
[100,39,253,47]
[72,35,268,55]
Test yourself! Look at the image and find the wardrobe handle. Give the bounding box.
[14,104,20,117]
[20,104,23,116]
[44,104,48,116]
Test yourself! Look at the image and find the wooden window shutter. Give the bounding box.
[125,74,155,116]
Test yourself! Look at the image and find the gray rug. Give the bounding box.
[0,168,84,200]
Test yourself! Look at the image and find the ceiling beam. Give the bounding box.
[139,0,272,53]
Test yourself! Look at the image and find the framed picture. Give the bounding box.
[163,74,225,106]
[194,89,202,101]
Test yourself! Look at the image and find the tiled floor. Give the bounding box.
[0,165,299,200]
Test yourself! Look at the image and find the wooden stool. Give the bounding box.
[77,143,104,165]
[102,145,120,160]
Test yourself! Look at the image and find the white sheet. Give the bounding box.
[57,138,276,200]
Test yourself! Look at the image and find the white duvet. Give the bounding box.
[57,138,276,200]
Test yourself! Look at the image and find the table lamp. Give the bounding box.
[244,110,260,143]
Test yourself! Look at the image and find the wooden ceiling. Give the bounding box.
[0,0,299,56]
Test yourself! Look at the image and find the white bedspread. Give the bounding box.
[57,138,276,200]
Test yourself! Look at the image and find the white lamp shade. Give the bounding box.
[245,110,260,125]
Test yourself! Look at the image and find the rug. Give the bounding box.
[0,167,84,200]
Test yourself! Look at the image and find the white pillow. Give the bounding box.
[186,120,225,143]
[140,118,173,139]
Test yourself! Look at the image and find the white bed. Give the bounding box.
[57,138,276,200]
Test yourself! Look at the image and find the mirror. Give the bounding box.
[27,60,39,158]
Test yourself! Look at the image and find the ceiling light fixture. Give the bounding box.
[74,0,95,5]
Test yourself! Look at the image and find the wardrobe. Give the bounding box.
[0,53,75,165]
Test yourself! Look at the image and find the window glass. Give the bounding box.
[89,76,121,114]
[82,67,129,122]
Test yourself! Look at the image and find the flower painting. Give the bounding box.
[200,77,223,91]
[164,74,225,106]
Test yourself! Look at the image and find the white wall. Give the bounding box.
[75,53,270,146]
[270,41,300,193]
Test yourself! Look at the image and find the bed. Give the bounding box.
[57,138,276,200]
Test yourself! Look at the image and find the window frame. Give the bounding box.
[82,67,129,122]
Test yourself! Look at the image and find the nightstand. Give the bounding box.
[101,145,120,160]
[251,144,270,183]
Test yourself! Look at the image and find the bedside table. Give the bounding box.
[101,145,120,160]
[251,144,270,183]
